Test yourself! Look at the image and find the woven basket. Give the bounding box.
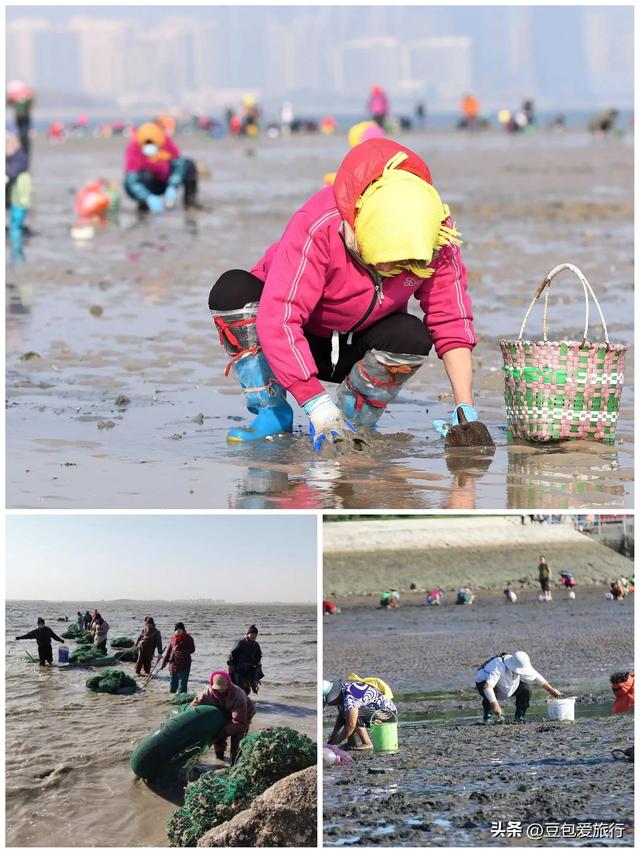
[500,264,627,444]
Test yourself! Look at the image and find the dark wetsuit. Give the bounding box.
[17,626,64,665]
[229,638,262,695]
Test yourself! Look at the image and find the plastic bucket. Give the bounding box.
[370,710,399,752]
[58,645,69,664]
[547,697,576,721]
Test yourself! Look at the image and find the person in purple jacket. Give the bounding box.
[208,137,486,451]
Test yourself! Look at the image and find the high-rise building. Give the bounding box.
[69,16,131,100]
[6,18,50,85]
[402,37,472,108]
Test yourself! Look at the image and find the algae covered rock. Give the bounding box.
[167,727,316,847]
[196,766,316,847]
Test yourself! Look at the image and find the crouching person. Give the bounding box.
[124,121,199,212]
[191,670,255,764]
[476,651,561,724]
[324,678,397,751]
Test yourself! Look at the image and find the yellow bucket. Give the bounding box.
[370,711,399,752]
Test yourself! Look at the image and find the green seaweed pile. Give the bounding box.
[75,631,95,645]
[167,727,316,847]
[86,668,137,694]
[61,624,84,640]
[110,637,135,649]
[69,647,116,666]
[170,692,197,706]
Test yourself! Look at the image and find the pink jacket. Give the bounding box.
[252,140,476,406]
[193,682,256,736]
[124,137,180,182]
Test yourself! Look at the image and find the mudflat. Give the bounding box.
[323,588,634,846]
[6,131,633,508]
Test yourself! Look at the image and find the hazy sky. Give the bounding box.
[6,515,317,601]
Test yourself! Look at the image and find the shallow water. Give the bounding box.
[5,601,316,847]
[323,589,634,846]
[6,130,633,508]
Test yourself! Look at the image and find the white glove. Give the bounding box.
[303,393,355,452]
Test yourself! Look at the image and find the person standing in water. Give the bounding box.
[538,555,552,602]
[208,138,489,449]
[16,618,64,666]
[92,615,110,653]
[135,616,163,676]
[190,671,256,764]
[228,625,263,695]
[160,622,195,693]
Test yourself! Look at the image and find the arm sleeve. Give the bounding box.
[50,630,65,643]
[162,637,174,665]
[168,157,188,187]
[414,221,477,358]
[255,642,262,663]
[523,671,546,686]
[225,694,248,734]
[187,636,195,654]
[155,632,163,655]
[124,171,152,203]
[483,685,497,703]
[17,631,36,640]
[230,641,241,666]
[256,210,335,405]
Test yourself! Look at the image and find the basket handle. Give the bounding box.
[518,263,610,345]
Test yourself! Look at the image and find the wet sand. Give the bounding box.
[6,130,633,509]
[323,589,634,846]
[6,601,316,847]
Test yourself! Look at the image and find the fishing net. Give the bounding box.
[69,647,116,666]
[110,637,135,649]
[86,668,137,694]
[167,727,316,847]
[170,692,197,706]
[61,625,84,639]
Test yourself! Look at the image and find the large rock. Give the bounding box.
[197,766,316,847]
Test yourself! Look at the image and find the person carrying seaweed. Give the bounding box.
[160,622,195,693]
[228,624,263,695]
[134,616,163,676]
[16,618,64,666]
[208,137,493,450]
[190,671,256,764]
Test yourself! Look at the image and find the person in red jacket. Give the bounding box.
[208,137,486,450]
[190,670,256,764]
[160,622,195,693]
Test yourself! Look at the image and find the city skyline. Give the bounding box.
[6,5,634,115]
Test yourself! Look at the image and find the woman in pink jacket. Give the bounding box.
[191,670,256,764]
[209,137,481,451]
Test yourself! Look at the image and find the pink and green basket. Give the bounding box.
[500,264,627,444]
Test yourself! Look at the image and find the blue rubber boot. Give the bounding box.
[336,349,427,429]
[227,352,293,442]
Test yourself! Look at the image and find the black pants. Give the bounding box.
[38,644,53,666]
[208,269,432,382]
[16,117,31,160]
[476,681,531,717]
[126,159,198,209]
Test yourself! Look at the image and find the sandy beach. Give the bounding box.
[323,587,634,846]
[5,601,316,847]
[6,129,633,509]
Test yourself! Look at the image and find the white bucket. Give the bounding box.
[547,697,576,721]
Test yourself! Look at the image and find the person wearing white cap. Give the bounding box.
[323,678,397,750]
[475,651,562,724]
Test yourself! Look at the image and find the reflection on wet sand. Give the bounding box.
[5,131,633,509]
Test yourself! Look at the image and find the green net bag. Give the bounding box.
[86,668,137,694]
[500,264,627,444]
[167,726,316,847]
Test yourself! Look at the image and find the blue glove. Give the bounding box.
[433,403,478,438]
[146,194,164,213]
[164,186,178,208]
[304,393,356,452]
